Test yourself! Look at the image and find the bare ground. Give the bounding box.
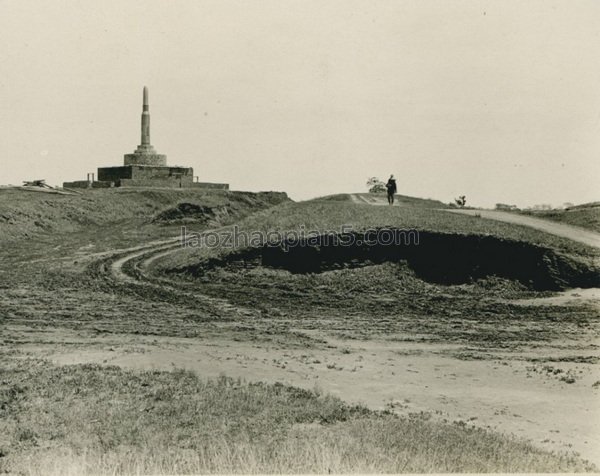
[2,192,599,470]
[7,324,600,465]
[5,224,599,465]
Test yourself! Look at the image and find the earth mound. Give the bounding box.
[177,229,598,291]
[0,189,289,243]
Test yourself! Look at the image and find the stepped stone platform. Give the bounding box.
[65,164,228,190]
[63,86,229,191]
[124,141,167,167]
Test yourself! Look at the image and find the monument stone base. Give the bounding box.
[98,165,193,188]
[124,153,167,166]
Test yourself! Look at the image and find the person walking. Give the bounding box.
[386,175,397,205]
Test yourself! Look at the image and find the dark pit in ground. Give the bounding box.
[178,230,599,291]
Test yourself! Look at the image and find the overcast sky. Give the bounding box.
[1,0,599,207]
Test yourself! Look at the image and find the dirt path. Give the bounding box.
[10,325,600,466]
[512,287,600,309]
[350,193,382,205]
[351,193,600,249]
[447,209,600,249]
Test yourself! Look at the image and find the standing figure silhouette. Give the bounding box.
[386,175,397,205]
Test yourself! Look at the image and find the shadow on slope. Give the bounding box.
[180,230,598,291]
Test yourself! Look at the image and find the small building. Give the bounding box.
[64,87,228,190]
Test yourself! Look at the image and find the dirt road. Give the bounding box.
[351,193,600,249]
[448,209,600,249]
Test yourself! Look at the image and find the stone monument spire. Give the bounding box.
[124,86,167,166]
[141,86,150,146]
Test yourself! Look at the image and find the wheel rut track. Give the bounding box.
[88,228,258,320]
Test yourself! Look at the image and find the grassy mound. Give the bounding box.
[164,201,598,277]
[0,356,593,475]
[0,188,289,244]
[315,192,449,208]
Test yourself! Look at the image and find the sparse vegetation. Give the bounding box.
[1,188,598,474]
[0,355,594,475]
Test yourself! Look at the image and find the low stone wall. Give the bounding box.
[63,180,115,189]
[119,178,190,188]
[191,182,229,190]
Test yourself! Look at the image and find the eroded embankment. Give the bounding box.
[175,230,599,291]
[0,189,289,243]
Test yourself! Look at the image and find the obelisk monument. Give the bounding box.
[124,86,167,166]
[141,86,151,147]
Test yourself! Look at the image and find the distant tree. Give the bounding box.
[455,195,467,208]
[366,177,386,194]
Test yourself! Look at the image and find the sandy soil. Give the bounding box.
[513,287,600,310]
[10,324,599,465]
